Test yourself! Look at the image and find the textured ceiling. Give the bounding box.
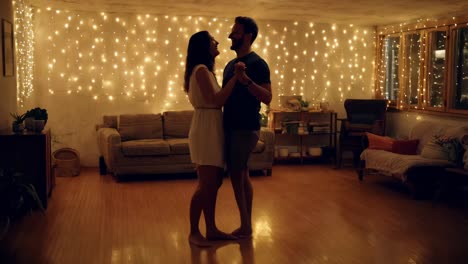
[28,0,468,26]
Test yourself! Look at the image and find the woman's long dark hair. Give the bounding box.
[184,31,215,93]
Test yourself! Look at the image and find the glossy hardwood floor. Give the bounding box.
[1,165,468,264]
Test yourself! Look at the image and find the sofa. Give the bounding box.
[359,120,468,198]
[96,110,275,180]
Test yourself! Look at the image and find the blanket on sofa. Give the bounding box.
[361,149,452,182]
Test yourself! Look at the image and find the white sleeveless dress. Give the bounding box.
[188,64,224,168]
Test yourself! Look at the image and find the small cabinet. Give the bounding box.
[0,129,53,209]
[268,111,337,163]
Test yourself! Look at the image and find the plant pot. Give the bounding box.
[12,122,24,133]
[24,117,34,131]
[33,120,45,133]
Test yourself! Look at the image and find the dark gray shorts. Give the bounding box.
[225,130,259,171]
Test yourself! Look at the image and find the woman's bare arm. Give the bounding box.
[195,66,237,107]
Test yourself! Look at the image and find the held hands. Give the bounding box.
[234,61,246,75]
[234,62,252,86]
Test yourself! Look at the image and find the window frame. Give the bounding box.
[375,15,468,116]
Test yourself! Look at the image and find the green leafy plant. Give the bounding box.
[9,112,26,125]
[0,168,44,240]
[24,107,48,125]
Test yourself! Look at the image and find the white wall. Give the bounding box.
[0,0,16,131]
[15,6,376,166]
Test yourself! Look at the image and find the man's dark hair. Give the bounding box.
[235,16,258,44]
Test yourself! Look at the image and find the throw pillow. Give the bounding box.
[392,139,419,155]
[420,135,463,163]
[420,140,448,160]
[366,132,394,151]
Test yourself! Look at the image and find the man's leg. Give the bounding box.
[228,131,258,237]
[230,168,251,236]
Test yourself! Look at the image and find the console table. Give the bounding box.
[0,129,53,209]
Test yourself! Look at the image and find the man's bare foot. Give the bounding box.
[189,232,212,247]
[206,229,238,241]
[231,227,252,238]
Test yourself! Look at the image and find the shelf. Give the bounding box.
[270,111,337,164]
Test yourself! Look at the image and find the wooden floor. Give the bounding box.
[1,165,468,264]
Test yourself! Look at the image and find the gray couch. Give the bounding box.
[96,110,275,180]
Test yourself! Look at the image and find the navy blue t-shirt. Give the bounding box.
[222,52,270,131]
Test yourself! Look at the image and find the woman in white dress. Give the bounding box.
[184,31,244,246]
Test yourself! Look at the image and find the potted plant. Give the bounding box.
[0,168,44,241]
[9,112,26,133]
[24,107,48,132]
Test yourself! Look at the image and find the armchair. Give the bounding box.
[337,99,387,168]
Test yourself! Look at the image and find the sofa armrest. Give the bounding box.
[97,128,121,171]
[260,128,275,153]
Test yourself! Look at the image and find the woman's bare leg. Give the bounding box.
[199,166,237,240]
[189,166,211,247]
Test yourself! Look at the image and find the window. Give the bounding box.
[450,26,468,111]
[426,28,448,110]
[402,32,422,108]
[382,36,400,103]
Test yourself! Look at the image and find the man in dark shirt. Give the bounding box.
[222,16,272,238]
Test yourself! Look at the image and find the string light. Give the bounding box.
[13,1,375,111]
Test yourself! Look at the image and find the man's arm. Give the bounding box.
[246,81,272,105]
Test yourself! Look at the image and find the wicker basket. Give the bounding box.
[53,148,80,177]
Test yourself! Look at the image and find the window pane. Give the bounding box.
[383,36,400,101]
[404,33,421,106]
[452,27,468,110]
[427,31,447,108]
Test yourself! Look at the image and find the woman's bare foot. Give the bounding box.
[189,232,212,247]
[206,229,238,241]
[231,227,252,238]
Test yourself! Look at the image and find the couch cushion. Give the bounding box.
[121,139,170,156]
[392,139,419,155]
[366,132,394,151]
[252,140,265,153]
[421,138,450,161]
[166,138,190,155]
[163,111,193,138]
[119,114,163,141]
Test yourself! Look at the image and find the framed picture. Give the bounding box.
[2,19,14,77]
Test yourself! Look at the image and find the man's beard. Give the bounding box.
[230,38,244,51]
